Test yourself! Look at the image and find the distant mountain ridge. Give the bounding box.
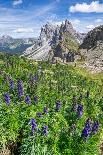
[0,35,37,54]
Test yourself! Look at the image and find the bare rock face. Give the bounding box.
[22,20,85,61]
[21,22,56,60]
[39,22,56,46]
[80,25,103,61]
[79,25,103,73]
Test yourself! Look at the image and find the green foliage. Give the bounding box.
[0,54,103,155]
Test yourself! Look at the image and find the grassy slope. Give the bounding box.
[0,54,103,155]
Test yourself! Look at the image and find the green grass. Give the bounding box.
[0,54,103,155]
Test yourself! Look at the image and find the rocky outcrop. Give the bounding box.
[21,22,55,60]
[79,25,103,73]
[79,25,103,61]
[22,20,85,61]
[80,25,103,50]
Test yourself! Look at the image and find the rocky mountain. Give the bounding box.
[79,25,103,61]
[22,20,85,61]
[0,35,37,54]
[79,25,103,73]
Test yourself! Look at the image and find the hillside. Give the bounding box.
[0,54,103,155]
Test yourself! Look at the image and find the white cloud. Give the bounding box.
[13,0,23,6]
[86,24,95,30]
[13,28,34,33]
[69,1,103,13]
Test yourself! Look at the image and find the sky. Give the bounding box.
[0,0,103,38]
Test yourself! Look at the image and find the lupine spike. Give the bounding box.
[56,100,61,112]
[25,95,31,105]
[37,112,42,117]
[44,107,48,114]
[17,80,24,97]
[10,79,14,90]
[81,118,92,142]
[4,92,10,105]
[31,119,37,135]
[43,125,48,136]
[34,96,38,104]
[77,104,83,117]
[92,120,99,134]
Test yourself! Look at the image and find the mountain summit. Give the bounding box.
[22,20,85,61]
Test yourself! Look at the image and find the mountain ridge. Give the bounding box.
[22,20,86,61]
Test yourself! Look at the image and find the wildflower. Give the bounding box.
[31,119,37,135]
[17,80,24,97]
[4,92,10,105]
[92,121,99,134]
[81,119,91,142]
[34,96,38,104]
[77,104,83,117]
[44,107,48,114]
[25,95,31,105]
[10,79,14,90]
[37,112,42,117]
[56,100,61,112]
[33,74,38,82]
[43,125,48,136]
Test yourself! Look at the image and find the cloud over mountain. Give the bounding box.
[69,1,103,13]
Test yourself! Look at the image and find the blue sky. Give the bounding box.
[0,0,103,38]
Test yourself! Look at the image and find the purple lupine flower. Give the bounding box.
[37,112,42,117]
[77,104,83,117]
[4,92,10,105]
[92,121,99,134]
[72,95,76,111]
[10,79,14,90]
[17,80,24,97]
[31,119,37,135]
[81,119,91,142]
[33,74,38,82]
[25,95,31,105]
[44,107,48,114]
[56,100,61,112]
[34,96,38,104]
[43,125,48,136]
